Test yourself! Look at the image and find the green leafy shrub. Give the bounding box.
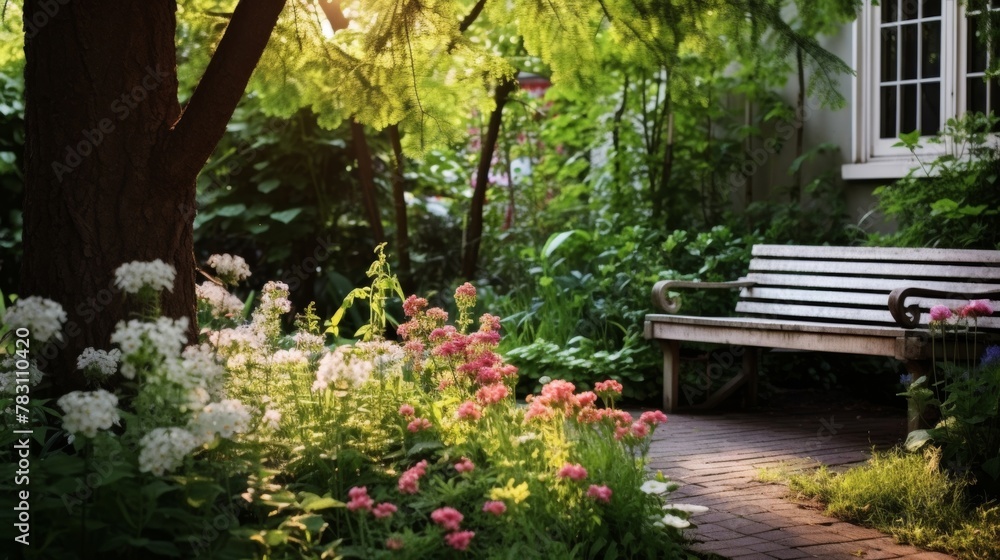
[870,113,1000,250]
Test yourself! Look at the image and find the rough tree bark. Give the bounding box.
[387,124,412,291]
[20,0,286,394]
[461,78,516,280]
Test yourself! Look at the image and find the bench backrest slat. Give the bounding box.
[737,245,1000,332]
[749,258,1000,280]
[752,245,1000,263]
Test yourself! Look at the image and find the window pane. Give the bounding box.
[883,0,899,23]
[923,0,941,17]
[901,83,918,134]
[922,21,941,77]
[901,24,919,80]
[920,83,940,135]
[881,86,898,138]
[902,0,919,20]
[882,28,898,81]
[968,17,988,72]
[968,77,988,114]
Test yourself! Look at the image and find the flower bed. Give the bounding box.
[0,253,702,559]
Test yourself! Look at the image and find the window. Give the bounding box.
[846,0,998,178]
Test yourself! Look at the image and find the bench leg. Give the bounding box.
[743,347,759,408]
[659,340,680,413]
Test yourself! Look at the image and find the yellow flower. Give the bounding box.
[489,478,531,504]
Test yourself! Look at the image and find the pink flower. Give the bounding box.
[426,307,449,322]
[576,407,602,424]
[478,313,502,332]
[475,384,509,405]
[586,484,612,503]
[346,486,374,512]
[454,457,475,473]
[482,500,506,515]
[445,530,475,551]
[557,462,588,481]
[456,401,482,421]
[455,282,477,301]
[594,379,623,398]
[614,426,629,440]
[541,380,577,403]
[373,502,398,519]
[431,506,464,531]
[402,295,428,317]
[399,404,415,417]
[475,367,502,385]
[929,305,953,322]
[576,391,598,407]
[403,340,425,355]
[639,410,668,426]
[601,409,635,427]
[960,299,994,319]
[524,399,555,421]
[407,417,432,433]
[630,421,650,438]
[386,537,404,550]
[398,460,428,494]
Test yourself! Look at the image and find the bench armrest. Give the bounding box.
[652,279,756,314]
[888,286,1000,328]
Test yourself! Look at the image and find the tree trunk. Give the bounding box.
[461,78,515,280]
[20,0,285,394]
[793,45,805,203]
[387,124,412,292]
[350,121,386,245]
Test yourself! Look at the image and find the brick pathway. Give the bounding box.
[645,408,957,560]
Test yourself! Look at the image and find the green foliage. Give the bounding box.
[871,113,1000,250]
[325,243,405,340]
[901,337,1000,498]
[788,448,1000,560]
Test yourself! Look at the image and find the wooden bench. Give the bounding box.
[643,245,1000,413]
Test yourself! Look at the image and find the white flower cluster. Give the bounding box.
[207,325,263,353]
[57,390,120,441]
[138,427,199,475]
[77,348,121,377]
[271,349,308,366]
[180,344,226,397]
[355,340,405,376]
[195,281,244,319]
[113,259,176,294]
[2,296,67,343]
[313,346,373,391]
[258,281,292,315]
[207,254,251,285]
[262,409,281,430]
[0,357,44,394]
[293,331,326,353]
[187,399,252,443]
[111,317,190,376]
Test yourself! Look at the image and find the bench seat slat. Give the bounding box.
[745,273,1000,294]
[752,245,1000,263]
[644,315,906,336]
[643,317,902,356]
[749,258,1000,280]
[735,301,1000,330]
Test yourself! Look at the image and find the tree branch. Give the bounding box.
[459,0,488,32]
[161,0,287,182]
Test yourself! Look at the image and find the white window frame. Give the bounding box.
[844,0,988,180]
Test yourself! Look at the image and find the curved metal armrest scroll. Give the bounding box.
[888,286,1000,329]
[651,279,756,314]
